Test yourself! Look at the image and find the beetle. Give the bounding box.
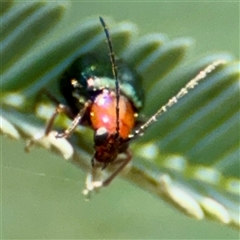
[27,17,224,195]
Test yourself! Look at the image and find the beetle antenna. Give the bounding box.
[99,17,120,137]
[128,60,226,139]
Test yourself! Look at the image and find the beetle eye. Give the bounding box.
[94,127,108,146]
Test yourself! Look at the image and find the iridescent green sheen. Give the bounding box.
[59,53,144,115]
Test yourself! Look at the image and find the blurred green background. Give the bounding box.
[2,1,239,239]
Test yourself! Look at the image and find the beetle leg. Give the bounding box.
[25,103,72,152]
[102,150,132,187]
[55,100,91,139]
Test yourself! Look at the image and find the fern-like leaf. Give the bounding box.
[1,1,239,230]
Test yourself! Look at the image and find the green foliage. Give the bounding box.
[1,1,239,237]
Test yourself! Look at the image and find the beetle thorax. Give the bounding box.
[90,89,136,140]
